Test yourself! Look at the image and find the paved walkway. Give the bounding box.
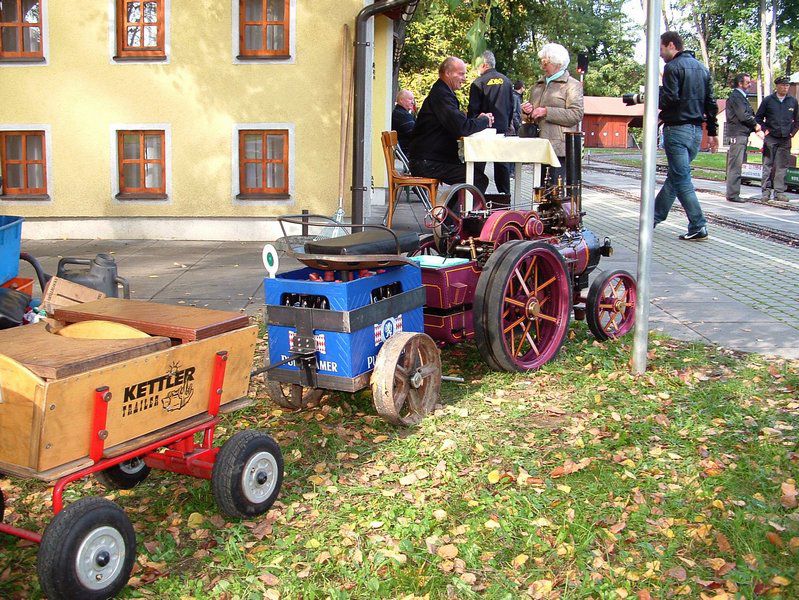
[15,167,799,359]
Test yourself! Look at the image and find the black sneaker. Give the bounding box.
[726,197,747,203]
[678,228,708,241]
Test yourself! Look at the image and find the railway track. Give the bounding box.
[584,160,799,213]
[584,182,799,248]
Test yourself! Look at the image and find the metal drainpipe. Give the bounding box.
[352,0,416,226]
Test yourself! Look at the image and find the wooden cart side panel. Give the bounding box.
[35,325,258,473]
[0,354,46,469]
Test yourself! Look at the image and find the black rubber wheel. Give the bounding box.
[474,241,572,372]
[586,269,637,341]
[473,240,527,371]
[95,457,151,490]
[212,430,284,519]
[265,379,325,410]
[37,497,136,600]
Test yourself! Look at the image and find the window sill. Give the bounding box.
[236,193,291,201]
[115,192,168,201]
[0,193,50,201]
[113,55,167,62]
[0,56,46,64]
[235,54,291,61]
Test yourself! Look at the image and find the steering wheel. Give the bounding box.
[427,204,462,229]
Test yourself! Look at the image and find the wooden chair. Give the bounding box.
[381,131,438,228]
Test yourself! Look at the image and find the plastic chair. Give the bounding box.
[380,131,438,228]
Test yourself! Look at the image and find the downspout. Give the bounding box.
[352,0,416,225]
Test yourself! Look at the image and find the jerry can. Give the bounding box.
[56,253,130,298]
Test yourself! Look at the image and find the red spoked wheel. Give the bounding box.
[474,241,571,372]
[586,270,636,341]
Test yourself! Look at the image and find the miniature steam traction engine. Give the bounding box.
[263,132,636,421]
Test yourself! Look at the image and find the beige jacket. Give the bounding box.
[528,71,584,157]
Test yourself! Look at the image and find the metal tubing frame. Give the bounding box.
[632,0,662,374]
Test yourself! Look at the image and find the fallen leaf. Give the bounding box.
[258,573,279,586]
[187,512,204,528]
[665,566,687,581]
[512,554,529,567]
[715,532,732,554]
[487,470,501,484]
[780,481,798,509]
[437,544,458,559]
[766,532,783,548]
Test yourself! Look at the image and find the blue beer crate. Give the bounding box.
[0,216,23,285]
[264,264,424,388]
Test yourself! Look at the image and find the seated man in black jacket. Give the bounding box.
[409,56,493,193]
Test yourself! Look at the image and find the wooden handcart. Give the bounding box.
[0,299,282,599]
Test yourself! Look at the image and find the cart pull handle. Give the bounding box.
[276,214,403,257]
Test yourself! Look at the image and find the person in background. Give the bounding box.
[391,89,416,157]
[755,75,799,202]
[409,56,493,193]
[511,80,525,135]
[652,31,718,241]
[725,73,763,203]
[509,80,525,179]
[467,50,514,194]
[521,43,584,186]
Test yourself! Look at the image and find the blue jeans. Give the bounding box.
[654,124,707,234]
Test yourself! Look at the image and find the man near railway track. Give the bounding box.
[755,76,799,202]
[725,73,763,203]
[653,31,718,241]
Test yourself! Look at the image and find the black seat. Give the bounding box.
[304,230,420,256]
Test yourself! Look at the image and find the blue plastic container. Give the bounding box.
[0,216,23,285]
[265,264,424,382]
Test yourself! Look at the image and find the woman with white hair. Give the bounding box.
[521,42,584,185]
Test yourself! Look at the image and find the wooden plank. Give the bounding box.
[0,354,45,469]
[54,298,250,342]
[34,325,257,473]
[0,322,171,380]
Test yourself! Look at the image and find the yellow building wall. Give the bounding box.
[371,15,392,190]
[0,0,387,220]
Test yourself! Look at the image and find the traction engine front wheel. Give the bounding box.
[586,269,637,341]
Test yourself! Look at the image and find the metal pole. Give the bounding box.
[632,0,662,374]
[352,0,416,225]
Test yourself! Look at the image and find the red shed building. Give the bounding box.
[582,97,644,148]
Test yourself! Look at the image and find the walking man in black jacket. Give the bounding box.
[409,57,494,192]
[467,50,514,193]
[725,73,763,203]
[653,32,718,241]
[755,76,799,202]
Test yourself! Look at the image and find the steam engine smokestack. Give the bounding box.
[565,132,583,211]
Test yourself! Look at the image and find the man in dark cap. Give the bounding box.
[755,75,799,202]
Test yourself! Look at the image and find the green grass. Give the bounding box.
[600,151,763,182]
[2,325,797,598]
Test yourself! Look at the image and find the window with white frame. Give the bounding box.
[0,129,47,197]
[0,0,44,61]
